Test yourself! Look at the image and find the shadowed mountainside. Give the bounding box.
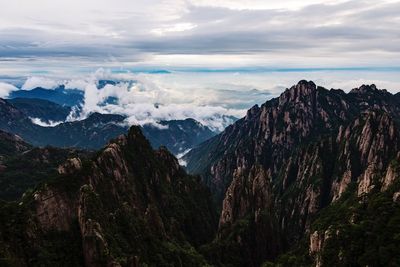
[185,81,400,266]
[0,126,218,266]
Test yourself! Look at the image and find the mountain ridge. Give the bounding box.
[185,80,400,266]
[0,126,218,266]
[0,98,217,153]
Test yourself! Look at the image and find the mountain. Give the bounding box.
[0,98,126,149]
[0,129,90,201]
[0,126,217,266]
[0,98,44,142]
[0,98,216,152]
[0,130,32,158]
[142,119,216,155]
[8,81,125,108]
[42,115,217,152]
[185,81,400,266]
[8,98,72,123]
[39,113,127,149]
[0,147,90,201]
[9,85,84,107]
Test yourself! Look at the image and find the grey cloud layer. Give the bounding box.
[0,0,399,66]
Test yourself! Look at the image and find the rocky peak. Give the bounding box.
[279,80,317,105]
[127,125,148,143]
[124,125,155,155]
[350,84,378,94]
[245,104,260,120]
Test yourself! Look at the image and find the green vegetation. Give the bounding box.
[0,147,89,201]
[0,127,218,266]
[311,180,400,266]
[257,180,400,267]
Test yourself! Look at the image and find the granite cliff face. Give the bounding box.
[186,81,400,266]
[0,126,217,266]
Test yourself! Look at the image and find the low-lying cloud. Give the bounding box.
[6,70,250,131]
[70,73,243,131]
[22,76,61,90]
[30,117,63,127]
[0,82,18,98]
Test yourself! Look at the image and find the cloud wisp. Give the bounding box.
[0,82,18,98]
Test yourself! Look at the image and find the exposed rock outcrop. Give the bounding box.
[0,126,217,266]
[185,81,400,266]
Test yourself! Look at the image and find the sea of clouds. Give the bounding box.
[1,69,255,132]
[2,68,400,132]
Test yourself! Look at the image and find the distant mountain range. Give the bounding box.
[9,85,84,107]
[8,80,128,107]
[141,119,215,156]
[0,97,217,154]
[8,97,72,123]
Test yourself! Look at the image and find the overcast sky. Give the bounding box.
[0,0,399,72]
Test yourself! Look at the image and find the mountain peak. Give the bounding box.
[350,84,379,94]
[126,125,152,149]
[279,80,317,105]
[245,104,260,119]
[128,125,145,139]
[294,80,317,95]
[297,79,316,88]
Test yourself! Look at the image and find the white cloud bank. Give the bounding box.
[68,72,242,131]
[30,117,63,127]
[0,82,18,98]
[22,77,61,90]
